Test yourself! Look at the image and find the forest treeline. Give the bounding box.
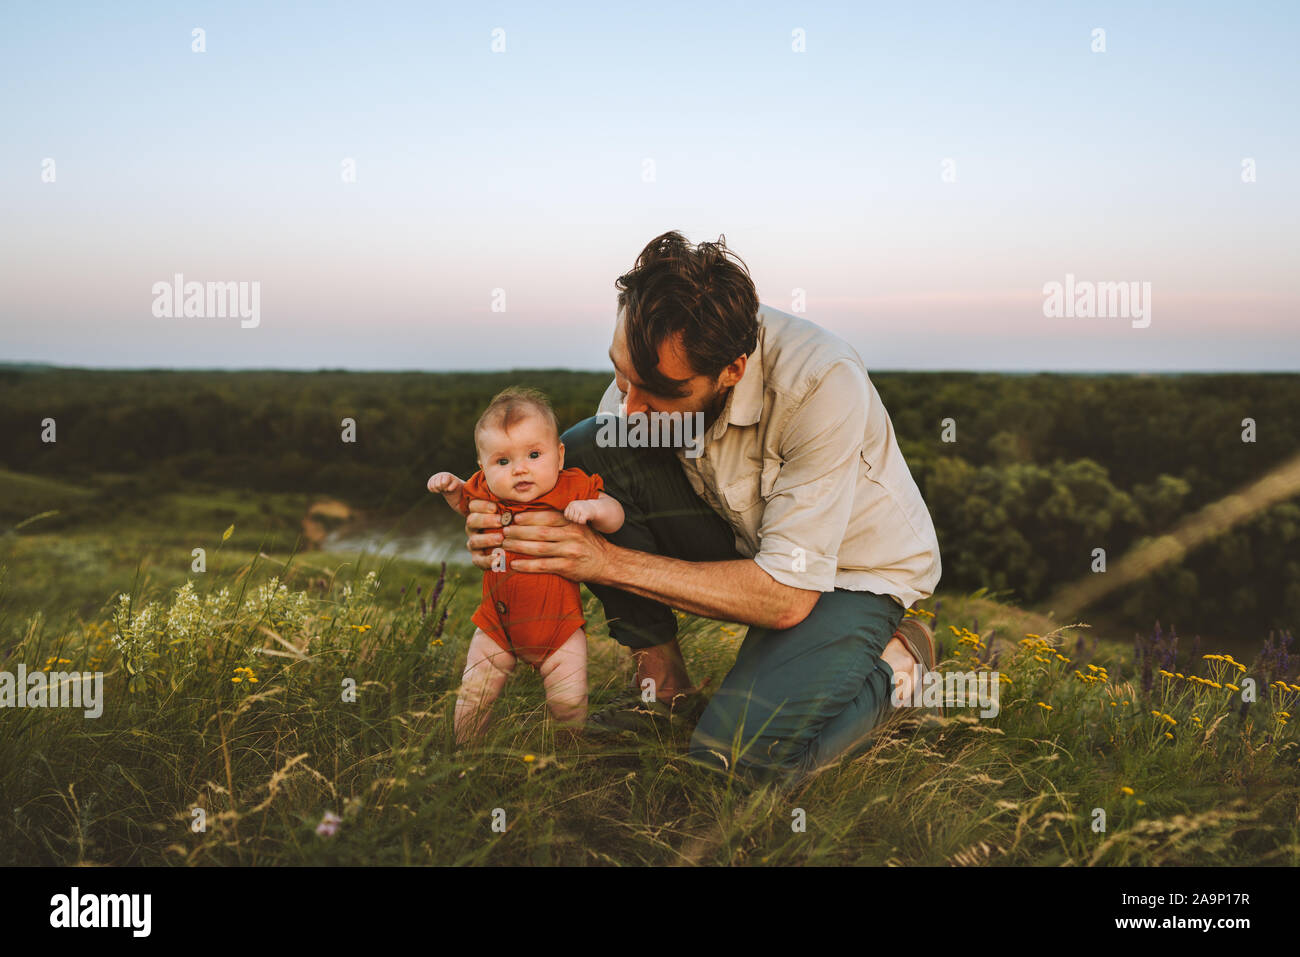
[1,366,1297,638]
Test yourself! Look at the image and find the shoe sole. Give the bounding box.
[586,691,707,737]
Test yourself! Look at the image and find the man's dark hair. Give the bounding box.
[615,230,759,398]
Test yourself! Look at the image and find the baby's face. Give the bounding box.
[476,412,564,504]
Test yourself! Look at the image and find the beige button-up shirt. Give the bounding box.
[596,304,942,609]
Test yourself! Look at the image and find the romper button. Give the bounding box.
[495,600,507,615]
[499,510,513,526]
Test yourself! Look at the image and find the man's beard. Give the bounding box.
[702,384,732,430]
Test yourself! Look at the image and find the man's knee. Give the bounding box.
[560,416,608,472]
[687,702,732,771]
[687,707,806,781]
[686,732,805,787]
[562,414,677,481]
[686,728,734,776]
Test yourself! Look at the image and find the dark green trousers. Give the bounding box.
[561,415,905,781]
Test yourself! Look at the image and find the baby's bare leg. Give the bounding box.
[538,628,588,726]
[455,629,517,744]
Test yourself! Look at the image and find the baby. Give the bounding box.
[427,386,625,744]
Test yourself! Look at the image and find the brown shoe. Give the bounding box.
[892,617,943,716]
[894,617,937,672]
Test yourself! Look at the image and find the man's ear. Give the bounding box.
[720,354,747,389]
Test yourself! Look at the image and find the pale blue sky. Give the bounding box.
[1,1,1296,371]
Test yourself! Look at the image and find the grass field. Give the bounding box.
[2,472,1298,865]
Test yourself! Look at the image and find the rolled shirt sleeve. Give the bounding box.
[752,360,868,591]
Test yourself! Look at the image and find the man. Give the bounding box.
[464,230,942,782]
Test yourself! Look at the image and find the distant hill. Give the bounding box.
[0,362,56,373]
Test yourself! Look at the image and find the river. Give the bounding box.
[320,510,470,565]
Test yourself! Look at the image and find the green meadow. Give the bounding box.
[2,367,1298,865]
[1,468,1297,866]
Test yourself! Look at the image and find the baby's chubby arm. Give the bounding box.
[427,472,468,514]
[563,492,625,534]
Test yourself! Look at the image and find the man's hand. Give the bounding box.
[465,498,505,571]
[465,500,816,631]
[500,509,615,584]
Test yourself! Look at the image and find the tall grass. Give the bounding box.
[1,538,1298,866]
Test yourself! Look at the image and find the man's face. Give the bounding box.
[608,306,745,423]
[476,411,564,503]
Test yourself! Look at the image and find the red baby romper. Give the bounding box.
[457,467,605,668]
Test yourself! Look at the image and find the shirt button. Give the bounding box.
[495,600,508,615]
[499,509,513,526]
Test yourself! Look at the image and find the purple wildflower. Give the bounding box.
[1258,629,1299,685]
[316,810,342,838]
[431,562,446,605]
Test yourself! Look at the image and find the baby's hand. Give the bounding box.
[564,500,598,525]
[428,472,463,495]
